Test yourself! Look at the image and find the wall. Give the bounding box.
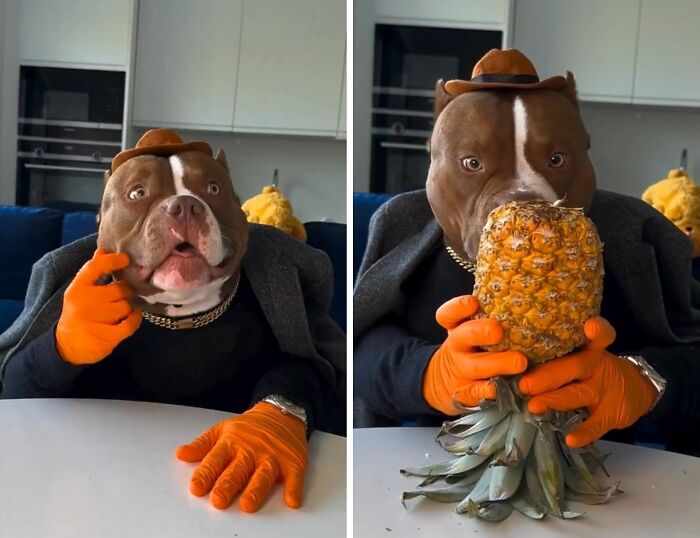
[130,128,347,223]
[353,0,375,193]
[0,0,17,205]
[581,102,700,197]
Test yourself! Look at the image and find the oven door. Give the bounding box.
[371,133,431,194]
[17,156,107,212]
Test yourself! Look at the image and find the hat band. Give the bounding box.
[470,73,540,84]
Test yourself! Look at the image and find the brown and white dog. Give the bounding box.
[427,49,596,261]
[97,131,248,317]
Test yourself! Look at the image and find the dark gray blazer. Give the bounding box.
[0,224,346,400]
[354,189,700,429]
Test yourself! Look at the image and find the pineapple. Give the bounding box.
[401,201,619,522]
[474,200,604,362]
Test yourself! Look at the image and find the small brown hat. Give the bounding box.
[444,48,567,96]
[111,128,212,172]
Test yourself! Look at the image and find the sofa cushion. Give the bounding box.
[0,299,24,335]
[305,221,346,330]
[0,205,63,300]
[62,211,98,245]
[353,192,392,278]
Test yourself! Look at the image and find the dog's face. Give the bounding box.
[427,74,596,260]
[97,149,249,316]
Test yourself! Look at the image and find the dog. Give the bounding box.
[428,71,595,260]
[97,142,247,318]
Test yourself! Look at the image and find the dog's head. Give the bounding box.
[97,146,248,316]
[427,72,596,260]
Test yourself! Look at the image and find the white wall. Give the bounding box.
[130,128,347,223]
[0,0,18,205]
[581,102,700,197]
[353,0,375,193]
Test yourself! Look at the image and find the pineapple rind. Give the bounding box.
[474,201,604,363]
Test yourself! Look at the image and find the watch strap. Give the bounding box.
[619,355,667,413]
[262,394,308,430]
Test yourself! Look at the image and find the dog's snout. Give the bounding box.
[163,196,204,219]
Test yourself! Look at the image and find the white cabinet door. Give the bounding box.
[634,0,700,105]
[233,0,345,136]
[17,0,134,66]
[513,0,639,102]
[374,0,507,28]
[132,0,242,130]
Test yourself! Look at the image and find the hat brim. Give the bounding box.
[444,75,567,96]
[112,140,213,173]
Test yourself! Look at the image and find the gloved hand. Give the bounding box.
[176,402,308,512]
[518,317,659,448]
[423,295,528,415]
[55,248,141,365]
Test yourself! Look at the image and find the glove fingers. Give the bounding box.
[175,423,222,463]
[435,295,479,330]
[448,318,504,350]
[98,309,142,340]
[527,383,598,415]
[86,281,133,303]
[453,381,496,407]
[453,349,527,379]
[68,297,134,325]
[74,251,130,285]
[189,441,232,497]
[583,317,616,350]
[210,450,255,510]
[283,468,305,509]
[566,410,609,448]
[519,352,597,396]
[240,459,280,513]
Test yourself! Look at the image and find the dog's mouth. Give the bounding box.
[130,241,233,291]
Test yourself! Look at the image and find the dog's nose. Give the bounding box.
[163,196,204,219]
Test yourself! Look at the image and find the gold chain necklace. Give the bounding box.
[445,245,477,273]
[141,272,241,330]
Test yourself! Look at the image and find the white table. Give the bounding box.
[0,399,346,537]
[354,427,700,537]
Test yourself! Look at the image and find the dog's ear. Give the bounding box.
[434,79,454,121]
[215,149,229,171]
[560,71,580,111]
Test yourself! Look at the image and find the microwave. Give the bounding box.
[16,66,126,211]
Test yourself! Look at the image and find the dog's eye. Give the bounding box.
[128,186,146,200]
[207,182,220,196]
[550,153,566,168]
[461,157,482,172]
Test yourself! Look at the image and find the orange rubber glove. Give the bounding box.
[176,402,308,512]
[518,317,658,448]
[423,295,529,415]
[55,248,142,365]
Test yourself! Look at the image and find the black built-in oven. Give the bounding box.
[16,66,125,211]
[371,24,502,194]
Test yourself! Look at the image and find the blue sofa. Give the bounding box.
[0,206,98,334]
[0,205,346,333]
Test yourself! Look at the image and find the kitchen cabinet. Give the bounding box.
[634,0,700,106]
[233,0,345,136]
[374,0,508,29]
[16,0,134,67]
[513,0,639,103]
[132,0,242,130]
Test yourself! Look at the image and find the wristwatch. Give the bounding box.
[262,394,308,429]
[620,355,667,413]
